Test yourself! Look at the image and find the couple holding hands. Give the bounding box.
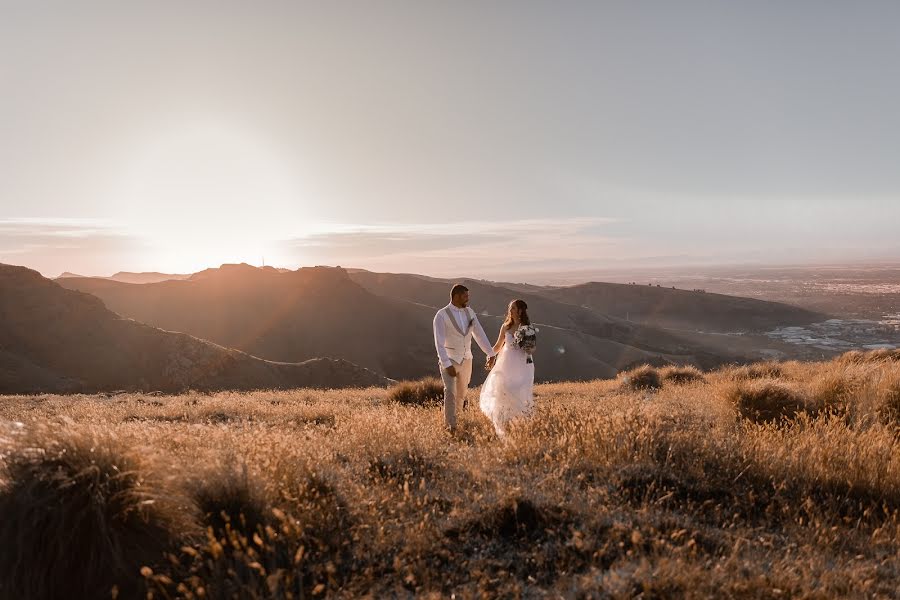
[432,284,535,436]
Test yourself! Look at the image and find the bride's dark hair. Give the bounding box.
[502,299,530,331]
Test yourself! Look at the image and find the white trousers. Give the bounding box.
[440,358,473,429]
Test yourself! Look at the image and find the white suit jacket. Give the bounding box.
[433,304,495,368]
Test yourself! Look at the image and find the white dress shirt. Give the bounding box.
[448,305,469,333]
[433,303,496,368]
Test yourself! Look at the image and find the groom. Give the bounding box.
[433,284,496,431]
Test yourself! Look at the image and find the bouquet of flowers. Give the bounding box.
[514,324,538,364]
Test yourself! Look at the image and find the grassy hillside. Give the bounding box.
[1,351,897,598]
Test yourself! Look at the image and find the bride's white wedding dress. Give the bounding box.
[480,329,534,435]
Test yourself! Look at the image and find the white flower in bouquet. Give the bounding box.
[514,324,538,364]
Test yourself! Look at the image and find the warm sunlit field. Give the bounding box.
[1,352,899,599]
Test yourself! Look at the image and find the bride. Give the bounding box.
[480,299,535,436]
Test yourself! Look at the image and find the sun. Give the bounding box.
[115,119,305,273]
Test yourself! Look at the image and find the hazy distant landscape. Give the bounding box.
[548,263,900,357]
[4,259,897,395]
[45,261,831,386]
[610,263,900,323]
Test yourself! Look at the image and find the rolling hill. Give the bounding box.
[57,264,815,382]
[0,264,389,394]
[531,280,826,332]
[57,264,438,380]
[57,271,191,284]
[345,269,827,362]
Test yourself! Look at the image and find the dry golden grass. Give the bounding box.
[726,378,811,424]
[0,425,191,599]
[660,364,705,385]
[878,372,900,427]
[840,348,900,365]
[618,364,662,391]
[387,377,445,406]
[0,354,899,598]
[730,360,786,380]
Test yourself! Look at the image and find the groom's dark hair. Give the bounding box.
[450,283,469,299]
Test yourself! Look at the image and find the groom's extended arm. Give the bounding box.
[433,312,453,369]
[472,313,496,359]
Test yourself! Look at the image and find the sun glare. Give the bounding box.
[116,121,304,273]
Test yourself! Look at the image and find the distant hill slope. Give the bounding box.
[60,265,828,384]
[533,281,827,332]
[56,264,806,382]
[347,270,830,372]
[347,270,825,331]
[0,264,389,394]
[58,264,439,380]
[105,271,192,284]
[52,265,820,384]
[56,271,191,284]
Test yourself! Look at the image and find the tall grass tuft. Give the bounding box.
[730,361,785,380]
[878,376,900,427]
[727,379,810,424]
[809,371,857,415]
[153,466,354,598]
[191,461,271,540]
[0,426,188,600]
[840,347,900,364]
[660,365,705,385]
[619,364,662,391]
[388,377,445,406]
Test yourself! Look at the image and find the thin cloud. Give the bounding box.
[0,218,146,276]
[281,217,631,274]
[0,218,124,239]
[298,216,620,237]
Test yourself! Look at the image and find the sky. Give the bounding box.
[1,1,899,280]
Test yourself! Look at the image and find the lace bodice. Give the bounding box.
[503,329,525,356]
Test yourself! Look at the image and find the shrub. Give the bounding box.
[619,365,662,391]
[727,379,810,424]
[388,377,445,406]
[660,365,704,385]
[0,427,188,600]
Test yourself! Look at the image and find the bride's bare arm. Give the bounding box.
[492,326,506,354]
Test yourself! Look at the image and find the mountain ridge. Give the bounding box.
[1,264,389,393]
[56,264,821,382]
